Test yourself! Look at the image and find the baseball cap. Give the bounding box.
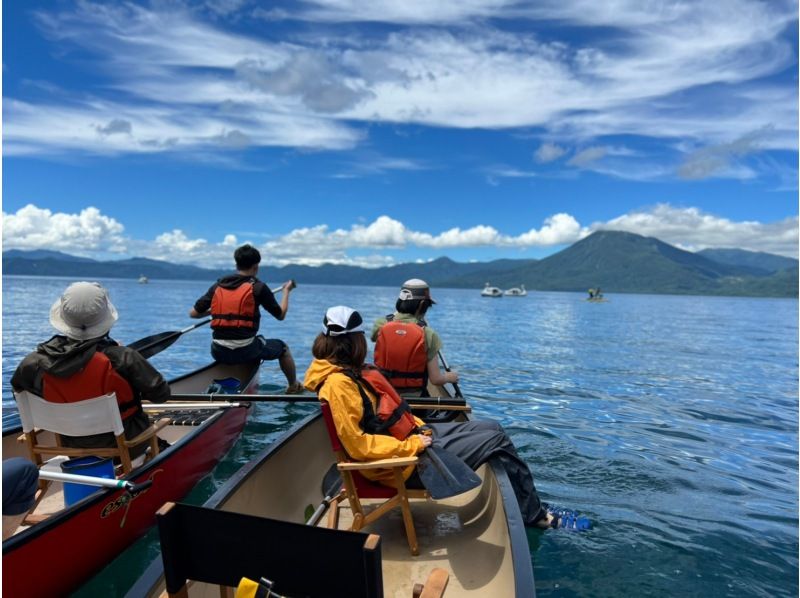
[322,305,365,336]
[398,279,436,304]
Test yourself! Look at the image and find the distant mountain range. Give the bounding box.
[3,231,797,297]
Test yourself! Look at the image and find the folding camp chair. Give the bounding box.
[15,390,170,475]
[155,502,448,598]
[320,401,429,556]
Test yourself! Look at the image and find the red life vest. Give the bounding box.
[42,350,140,420]
[373,316,428,390]
[345,367,419,441]
[210,282,256,330]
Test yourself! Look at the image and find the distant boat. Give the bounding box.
[481,283,503,298]
[504,285,527,297]
[138,275,149,284]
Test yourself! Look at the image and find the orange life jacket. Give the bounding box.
[373,316,428,390]
[345,367,419,441]
[42,350,140,420]
[210,281,256,330]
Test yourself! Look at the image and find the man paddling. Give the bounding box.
[11,282,171,457]
[190,244,303,394]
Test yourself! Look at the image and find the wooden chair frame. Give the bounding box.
[321,401,428,556]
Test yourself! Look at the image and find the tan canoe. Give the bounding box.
[127,383,536,597]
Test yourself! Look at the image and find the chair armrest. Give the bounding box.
[338,456,419,471]
[124,418,171,447]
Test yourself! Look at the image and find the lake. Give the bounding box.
[3,275,797,597]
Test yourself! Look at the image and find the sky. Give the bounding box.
[2,0,798,268]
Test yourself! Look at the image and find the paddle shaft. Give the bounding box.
[168,393,467,407]
[437,351,463,399]
[38,470,153,494]
[129,283,293,358]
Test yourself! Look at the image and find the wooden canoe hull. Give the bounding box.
[2,361,259,598]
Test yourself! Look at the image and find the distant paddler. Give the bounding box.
[189,244,303,394]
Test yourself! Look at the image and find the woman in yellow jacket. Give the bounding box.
[303,305,590,530]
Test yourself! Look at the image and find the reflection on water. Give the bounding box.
[3,277,797,597]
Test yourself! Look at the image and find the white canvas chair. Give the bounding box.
[15,390,170,475]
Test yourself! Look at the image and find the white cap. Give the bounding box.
[322,305,365,337]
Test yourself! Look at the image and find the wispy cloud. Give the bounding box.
[3,0,794,181]
[534,143,566,163]
[5,202,796,267]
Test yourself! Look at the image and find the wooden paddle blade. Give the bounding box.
[417,447,481,500]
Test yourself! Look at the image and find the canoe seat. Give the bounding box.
[155,502,448,598]
[14,390,170,476]
[320,401,428,556]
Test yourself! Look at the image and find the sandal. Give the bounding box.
[547,507,591,531]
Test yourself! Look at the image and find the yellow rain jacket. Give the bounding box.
[303,359,425,487]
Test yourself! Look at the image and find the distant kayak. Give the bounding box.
[586,297,608,303]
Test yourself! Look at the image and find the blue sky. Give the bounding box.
[3,0,798,268]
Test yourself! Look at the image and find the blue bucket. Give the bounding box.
[60,456,115,506]
[206,377,241,394]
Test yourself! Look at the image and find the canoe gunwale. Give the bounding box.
[487,458,536,597]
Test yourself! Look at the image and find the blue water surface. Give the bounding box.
[2,276,797,597]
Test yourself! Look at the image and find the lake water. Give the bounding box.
[3,275,798,597]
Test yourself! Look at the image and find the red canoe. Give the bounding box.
[2,360,259,598]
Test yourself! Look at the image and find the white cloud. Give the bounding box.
[1,0,792,176]
[3,204,797,268]
[567,146,608,167]
[594,204,799,256]
[2,204,127,253]
[534,143,565,163]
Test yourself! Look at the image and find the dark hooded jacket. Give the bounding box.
[11,336,170,452]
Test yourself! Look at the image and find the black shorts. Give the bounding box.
[211,336,287,364]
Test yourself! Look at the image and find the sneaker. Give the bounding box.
[285,381,305,395]
[547,507,591,531]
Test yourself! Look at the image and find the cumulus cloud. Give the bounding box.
[594,204,799,256]
[534,143,565,163]
[3,203,797,268]
[2,204,127,253]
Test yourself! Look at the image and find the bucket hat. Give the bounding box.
[49,282,118,340]
[398,279,436,304]
[322,306,364,336]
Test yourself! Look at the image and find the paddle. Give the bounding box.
[166,393,467,408]
[306,464,344,527]
[417,446,481,500]
[129,282,294,359]
[438,351,463,399]
[38,469,153,495]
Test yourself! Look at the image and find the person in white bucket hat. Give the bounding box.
[371,279,458,396]
[12,282,171,456]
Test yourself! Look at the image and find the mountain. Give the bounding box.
[3,252,228,280]
[429,231,797,297]
[3,249,97,263]
[697,248,798,275]
[3,234,796,297]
